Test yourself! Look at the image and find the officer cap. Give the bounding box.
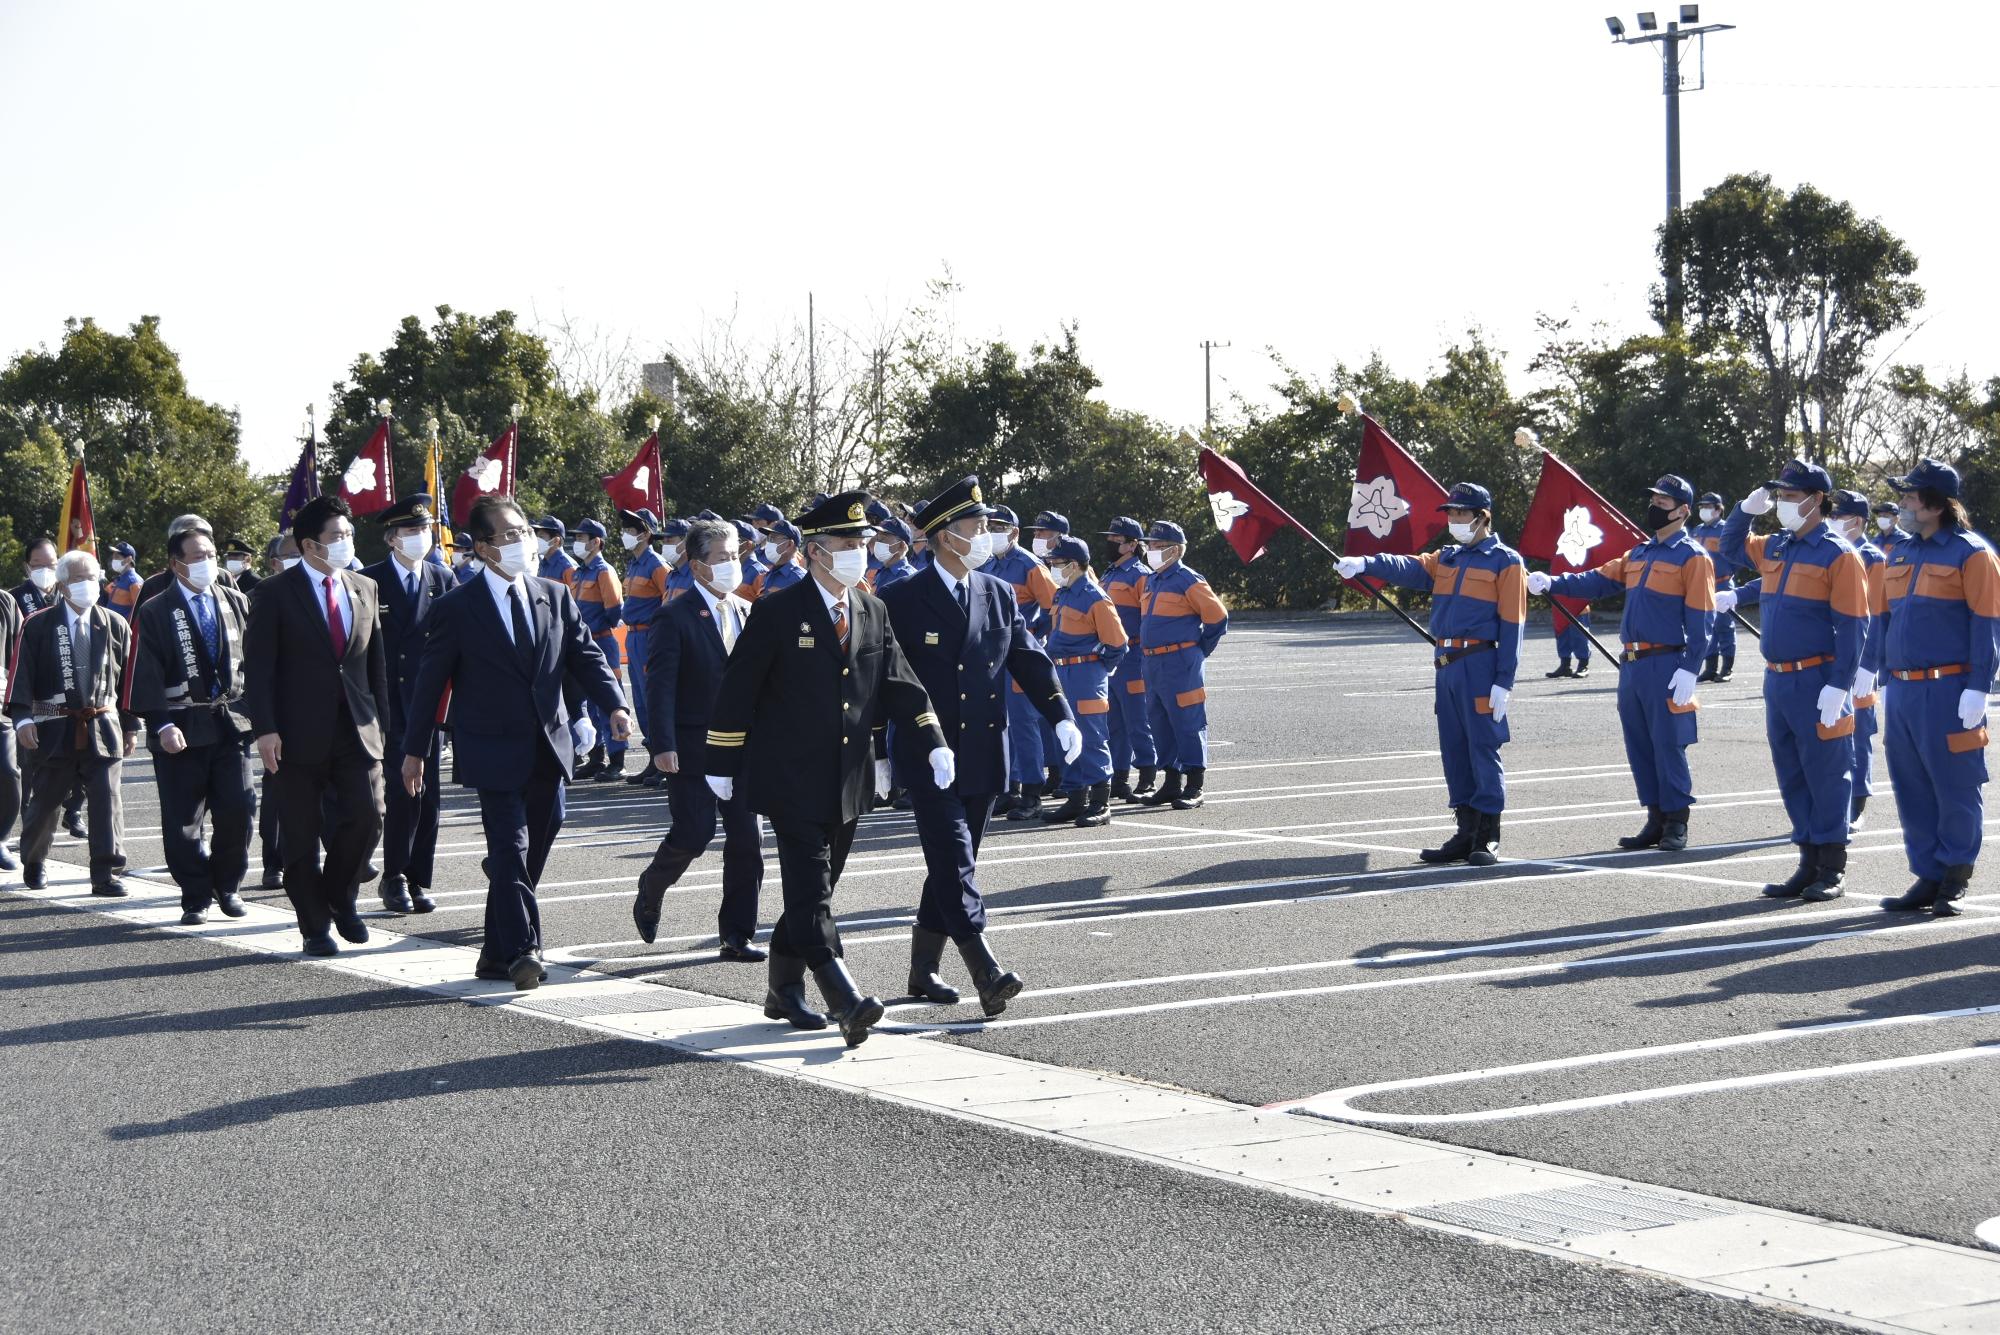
[1146,520,1188,544]
[1889,457,1961,498]
[658,517,691,540]
[1440,482,1495,512]
[107,540,136,558]
[767,520,802,547]
[1100,516,1145,540]
[532,514,567,538]
[750,501,785,524]
[221,534,256,557]
[1830,489,1871,518]
[574,518,608,540]
[1030,510,1071,535]
[616,507,660,532]
[912,476,998,534]
[1696,491,1724,507]
[797,490,876,538]
[1645,476,1694,508]
[376,493,435,528]
[864,498,894,525]
[1872,500,1900,517]
[989,505,1020,527]
[732,519,757,543]
[1764,458,1835,495]
[1047,535,1091,566]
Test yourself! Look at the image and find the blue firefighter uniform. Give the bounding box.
[746,521,805,603]
[535,515,578,585]
[1549,591,1594,677]
[571,518,627,766]
[1873,460,2000,915]
[1136,520,1228,809]
[617,509,670,773]
[1830,491,1888,825]
[870,517,920,595]
[1719,462,1869,900]
[1355,490,1524,863]
[1691,491,1763,682]
[1027,510,1073,776]
[1099,516,1157,796]
[987,507,1059,809]
[1042,536,1128,803]
[1873,504,1913,558]
[1544,477,1716,842]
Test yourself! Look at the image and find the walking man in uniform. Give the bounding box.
[1136,520,1229,811]
[1098,517,1158,800]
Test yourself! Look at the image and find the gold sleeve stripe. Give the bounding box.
[913,712,940,727]
[705,732,747,747]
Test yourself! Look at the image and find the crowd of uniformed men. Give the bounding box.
[3,455,1988,1049]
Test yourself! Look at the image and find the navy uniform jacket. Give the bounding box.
[879,563,1074,795]
[704,575,946,826]
[361,555,456,744]
[126,580,252,750]
[401,573,625,790]
[643,584,753,774]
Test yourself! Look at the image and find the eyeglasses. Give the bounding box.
[488,527,533,545]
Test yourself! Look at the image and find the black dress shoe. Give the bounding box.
[302,934,339,957]
[0,843,17,871]
[260,868,284,889]
[718,938,768,963]
[473,955,511,981]
[1544,663,1574,679]
[359,862,380,884]
[63,814,86,839]
[92,879,129,898]
[333,913,370,944]
[408,885,436,913]
[179,908,208,925]
[23,862,45,890]
[1572,664,1590,679]
[507,953,543,990]
[380,876,414,914]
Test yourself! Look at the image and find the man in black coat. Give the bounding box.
[631,517,765,958]
[0,586,20,870]
[9,549,138,894]
[400,496,629,990]
[361,493,454,914]
[703,491,950,1047]
[136,514,240,609]
[126,525,255,923]
[242,495,390,956]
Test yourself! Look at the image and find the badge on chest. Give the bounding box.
[924,631,940,645]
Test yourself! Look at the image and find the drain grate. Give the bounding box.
[501,990,710,1020]
[1409,1180,1735,1245]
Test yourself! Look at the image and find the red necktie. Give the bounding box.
[833,601,848,651]
[324,575,347,659]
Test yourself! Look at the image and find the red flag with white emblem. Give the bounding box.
[338,416,395,516]
[601,429,664,518]
[1343,414,1450,560]
[1198,447,1308,563]
[451,421,518,523]
[56,461,95,554]
[1517,450,1646,579]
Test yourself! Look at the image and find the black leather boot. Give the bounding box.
[1131,766,1160,801]
[1618,807,1665,850]
[1545,660,1574,679]
[595,748,628,783]
[1933,863,1975,918]
[812,959,885,1047]
[1659,809,1690,853]
[906,926,960,1005]
[380,875,413,914]
[576,743,606,782]
[1420,807,1476,864]
[1762,844,1819,899]
[632,844,696,944]
[1110,769,1133,801]
[993,783,1021,817]
[763,954,828,1030]
[1139,770,1183,807]
[1007,783,1044,821]
[1173,767,1205,810]
[1465,811,1502,867]
[955,932,1023,1017]
[1041,789,1088,824]
[1881,877,1941,912]
[1800,843,1847,901]
[1077,782,1112,827]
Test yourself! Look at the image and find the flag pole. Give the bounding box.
[1544,595,1626,674]
[1291,523,1439,648]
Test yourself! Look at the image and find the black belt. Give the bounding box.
[1434,642,1495,668]
[1621,645,1682,663]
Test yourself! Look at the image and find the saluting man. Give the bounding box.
[1039,535,1127,826]
[880,478,1079,1015]
[1136,520,1229,811]
[570,517,626,781]
[1340,483,1523,864]
[1098,517,1158,801]
[1829,490,1888,827]
[986,505,1059,819]
[1531,475,1716,853]
[704,492,951,1047]
[1720,461,1868,901]
[1873,460,2000,917]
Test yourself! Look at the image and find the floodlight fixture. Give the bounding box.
[1636,11,1659,30]
[1680,4,1699,21]
[1605,15,1626,36]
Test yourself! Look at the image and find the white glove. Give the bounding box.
[706,774,734,801]
[1055,718,1083,764]
[1714,587,1738,614]
[1959,688,1987,731]
[928,746,956,790]
[1526,571,1552,596]
[1817,684,1848,729]
[1668,668,1697,707]
[874,759,892,799]
[1852,668,1876,700]
[570,717,596,754]
[1487,683,1511,722]
[1741,487,1774,516]
[1335,556,1365,580]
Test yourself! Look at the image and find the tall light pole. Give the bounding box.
[1200,339,1231,438]
[1604,6,1734,325]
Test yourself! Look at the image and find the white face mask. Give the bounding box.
[1031,536,1051,556]
[1875,516,1895,533]
[28,566,56,591]
[1775,499,1813,532]
[1836,517,1865,543]
[659,543,680,565]
[704,559,742,595]
[620,532,642,551]
[760,540,785,564]
[1051,564,1076,588]
[946,528,993,569]
[491,540,533,580]
[110,559,128,574]
[1144,547,1170,571]
[225,558,246,576]
[1697,507,1720,524]
[66,580,99,611]
[571,538,589,559]
[871,540,897,564]
[318,537,355,569]
[181,558,216,591]
[397,533,432,563]
[280,557,300,573]
[1448,521,1479,544]
[990,530,1014,555]
[820,546,868,589]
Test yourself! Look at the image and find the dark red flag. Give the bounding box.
[338,415,396,516]
[1198,447,1309,564]
[1343,414,1450,559]
[1517,450,1646,579]
[601,429,664,518]
[451,420,518,523]
[57,461,95,554]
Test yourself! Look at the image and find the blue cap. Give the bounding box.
[1030,510,1070,535]
[1146,520,1188,544]
[864,498,894,525]
[532,514,567,538]
[1697,491,1724,507]
[989,505,1019,527]
[1889,457,1961,499]
[616,507,661,532]
[1646,475,1695,507]
[1763,459,1834,495]
[1873,499,1901,516]
[107,540,136,558]
[658,517,691,540]
[575,518,607,540]
[1830,489,1871,518]
[1439,482,1494,512]
[1048,535,1091,565]
[732,519,756,543]
[1100,516,1144,540]
[750,501,785,524]
[695,509,722,522]
[768,520,802,546]
[878,516,913,545]
[806,492,830,511]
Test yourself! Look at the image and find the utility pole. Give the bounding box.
[1603,7,1734,326]
[1200,339,1231,438]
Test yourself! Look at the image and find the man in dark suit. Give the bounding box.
[401,495,630,990]
[631,517,765,958]
[704,492,950,1047]
[9,549,138,894]
[881,476,1080,1015]
[242,494,390,956]
[126,524,255,923]
[362,493,454,914]
[12,535,87,841]
[136,514,239,609]
[0,586,20,870]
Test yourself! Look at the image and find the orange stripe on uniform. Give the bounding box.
[1829,551,1868,618]
[1965,550,2000,618]
[1682,553,1716,611]
[1496,563,1526,625]
[1187,580,1227,625]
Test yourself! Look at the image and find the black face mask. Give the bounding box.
[1646,503,1679,534]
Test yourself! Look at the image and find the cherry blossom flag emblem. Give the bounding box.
[1347,476,1410,540]
[1197,447,1305,564]
[1555,505,1605,566]
[342,456,377,495]
[1208,490,1250,532]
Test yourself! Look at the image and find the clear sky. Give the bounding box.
[2,0,1994,473]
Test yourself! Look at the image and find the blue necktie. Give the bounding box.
[194,594,221,697]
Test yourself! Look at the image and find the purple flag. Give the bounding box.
[279,435,321,529]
